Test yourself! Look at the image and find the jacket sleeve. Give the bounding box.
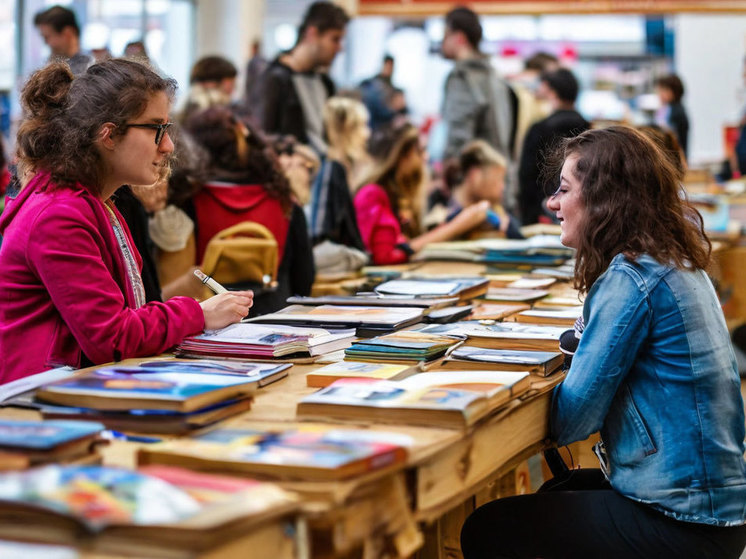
[261,70,282,134]
[26,200,204,364]
[551,266,651,446]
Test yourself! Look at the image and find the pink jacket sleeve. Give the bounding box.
[26,198,204,363]
[354,184,410,265]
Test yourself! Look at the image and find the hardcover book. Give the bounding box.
[513,306,583,327]
[419,321,566,352]
[373,277,489,301]
[481,287,549,303]
[138,425,412,481]
[296,371,531,429]
[344,330,462,364]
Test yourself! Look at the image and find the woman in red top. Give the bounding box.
[0,60,252,383]
[354,122,492,265]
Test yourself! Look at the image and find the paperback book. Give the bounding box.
[138,425,412,481]
[176,323,354,360]
[419,321,566,352]
[35,367,259,413]
[296,371,531,429]
[437,347,564,377]
[513,306,583,327]
[373,277,489,301]
[306,361,419,388]
[344,330,462,364]
[0,464,297,554]
[481,287,549,303]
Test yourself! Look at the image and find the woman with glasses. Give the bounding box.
[460,126,746,558]
[0,60,254,384]
[354,122,493,265]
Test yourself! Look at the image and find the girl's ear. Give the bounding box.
[97,123,118,151]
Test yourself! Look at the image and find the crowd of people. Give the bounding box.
[0,2,744,558]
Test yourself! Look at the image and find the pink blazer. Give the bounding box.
[0,172,204,384]
[353,184,410,265]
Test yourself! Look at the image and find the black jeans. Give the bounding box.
[460,469,746,559]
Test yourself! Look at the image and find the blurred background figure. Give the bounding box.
[359,54,407,131]
[273,135,320,206]
[243,39,268,118]
[260,1,349,153]
[179,55,238,123]
[124,40,151,64]
[33,5,92,75]
[518,68,589,225]
[655,74,690,159]
[444,139,523,239]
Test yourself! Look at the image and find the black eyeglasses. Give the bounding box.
[126,122,173,145]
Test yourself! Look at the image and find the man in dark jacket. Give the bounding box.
[518,68,589,225]
[260,2,349,154]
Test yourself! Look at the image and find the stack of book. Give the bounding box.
[0,419,106,470]
[296,371,531,429]
[344,330,463,366]
[33,361,282,434]
[372,277,489,301]
[437,347,564,377]
[414,236,573,266]
[247,304,424,337]
[0,464,299,557]
[419,321,566,352]
[511,306,583,327]
[176,323,355,360]
[481,287,549,304]
[138,425,412,481]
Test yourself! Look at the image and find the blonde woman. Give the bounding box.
[307,96,369,252]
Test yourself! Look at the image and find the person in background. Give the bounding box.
[179,55,238,124]
[440,6,516,161]
[185,106,314,315]
[354,123,493,265]
[0,60,253,384]
[461,126,746,559]
[273,135,320,206]
[34,5,92,76]
[359,55,406,131]
[655,74,690,159]
[444,139,523,239]
[123,40,150,64]
[243,39,268,117]
[518,67,589,225]
[308,96,369,252]
[260,1,349,153]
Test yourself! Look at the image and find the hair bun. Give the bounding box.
[21,63,74,119]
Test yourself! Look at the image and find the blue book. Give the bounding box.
[0,419,104,451]
[35,367,259,413]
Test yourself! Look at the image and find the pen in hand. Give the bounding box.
[194,269,228,295]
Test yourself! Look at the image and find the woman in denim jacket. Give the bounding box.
[461,126,746,558]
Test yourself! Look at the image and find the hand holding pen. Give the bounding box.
[194,270,254,330]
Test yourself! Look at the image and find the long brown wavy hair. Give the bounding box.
[548,126,710,293]
[17,59,177,191]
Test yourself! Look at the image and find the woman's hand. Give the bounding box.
[199,290,254,330]
[452,200,490,229]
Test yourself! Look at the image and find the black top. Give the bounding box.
[260,56,335,145]
[518,109,590,225]
[668,102,689,159]
[114,186,162,303]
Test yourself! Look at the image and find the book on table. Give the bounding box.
[176,323,355,360]
[246,304,424,336]
[481,287,549,303]
[372,277,489,301]
[287,294,460,310]
[506,277,557,290]
[306,361,420,388]
[469,302,530,321]
[39,397,254,435]
[137,425,412,481]
[419,321,566,352]
[0,419,106,470]
[0,464,298,555]
[413,236,573,265]
[296,370,531,429]
[436,346,564,377]
[513,306,583,327]
[34,366,259,413]
[343,330,463,365]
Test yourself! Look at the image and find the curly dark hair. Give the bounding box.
[184,107,293,215]
[546,126,710,293]
[17,59,177,192]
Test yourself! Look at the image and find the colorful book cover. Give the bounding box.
[138,360,291,386]
[38,369,257,402]
[306,362,416,387]
[421,321,566,341]
[144,426,411,474]
[0,420,104,451]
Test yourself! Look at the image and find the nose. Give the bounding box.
[546,194,560,211]
[159,132,175,154]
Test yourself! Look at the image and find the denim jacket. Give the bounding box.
[551,253,746,526]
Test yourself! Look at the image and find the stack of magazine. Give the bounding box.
[343,330,463,365]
